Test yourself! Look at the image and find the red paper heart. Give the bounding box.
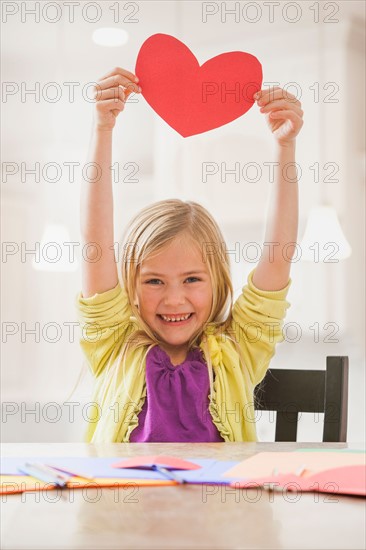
[135,33,262,137]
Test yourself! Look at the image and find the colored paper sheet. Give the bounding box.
[67,478,175,488]
[223,452,366,479]
[181,460,239,484]
[295,448,366,453]
[135,33,262,137]
[1,457,165,479]
[0,475,58,494]
[112,455,201,470]
[229,465,366,497]
[0,475,174,494]
[1,457,238,484]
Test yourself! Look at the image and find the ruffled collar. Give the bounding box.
[148,334,223,370]
[152,345,204,369]
[199,334,223,368]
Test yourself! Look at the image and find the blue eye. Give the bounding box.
[145,277,200,284]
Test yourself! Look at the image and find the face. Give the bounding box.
[134,236,213,361]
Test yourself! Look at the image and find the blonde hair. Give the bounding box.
[67,198,247,403]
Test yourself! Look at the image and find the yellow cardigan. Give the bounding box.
[75,269,291,443]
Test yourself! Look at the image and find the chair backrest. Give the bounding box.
[254,356,349,442]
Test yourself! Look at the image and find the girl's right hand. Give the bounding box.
[92,67,141,131]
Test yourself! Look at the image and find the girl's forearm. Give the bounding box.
[251,85,303,290]
[79,67,138,297]
[263,140,299,263]
[80,126,118,296]
[252,140,299,290]
[80,126,114,245]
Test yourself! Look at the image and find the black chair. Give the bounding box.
[254,356,349,442]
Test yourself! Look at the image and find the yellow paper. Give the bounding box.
[0,475,175,494]
[66,477,175,488]
[0,475,58,494]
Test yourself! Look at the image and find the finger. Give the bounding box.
[94,86,126,102]
[254,86,282,101]
[99,66,138,83]
[123,82,141,97]
[269,110,304,125]
[257,88,300,106]
[124,88,136,100]
[260,99,303,116]
[96,98,126,113]
[95,75,140,94]
[259,90,300,107]
[256,87,295,102]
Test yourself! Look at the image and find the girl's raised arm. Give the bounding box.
[252,86,304,291]
[80,67,140,298]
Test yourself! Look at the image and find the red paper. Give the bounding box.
[135,33,262,137]
[111,455,201,471]
[230,465,366,497]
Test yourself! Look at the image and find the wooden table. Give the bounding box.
[1,442,365,550]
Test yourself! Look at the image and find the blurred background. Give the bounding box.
[1,0,365,442]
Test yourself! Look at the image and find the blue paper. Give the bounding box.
[180,459,239,484]
[1,457,239,484]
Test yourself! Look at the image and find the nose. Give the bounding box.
[163,286,186,307]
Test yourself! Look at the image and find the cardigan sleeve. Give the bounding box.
[230,269,292,387]
[75,282,135,378]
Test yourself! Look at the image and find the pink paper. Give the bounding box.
[223,451,366,479]
[111,455,201,471]
[230,465,366,497]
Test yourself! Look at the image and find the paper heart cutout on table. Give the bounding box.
[135,33,262,137]
[111,455,201,471]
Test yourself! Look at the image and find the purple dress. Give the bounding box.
[129,345,224,442]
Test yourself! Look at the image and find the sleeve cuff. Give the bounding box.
[76,282,123,307]
[246,269,292,299]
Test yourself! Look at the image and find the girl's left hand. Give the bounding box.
[254,86,304,146]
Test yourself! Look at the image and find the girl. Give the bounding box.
[76,67,304,443]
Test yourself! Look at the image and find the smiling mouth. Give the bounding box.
[157,313,194,323]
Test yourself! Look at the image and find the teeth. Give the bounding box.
[160,313,191,322]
